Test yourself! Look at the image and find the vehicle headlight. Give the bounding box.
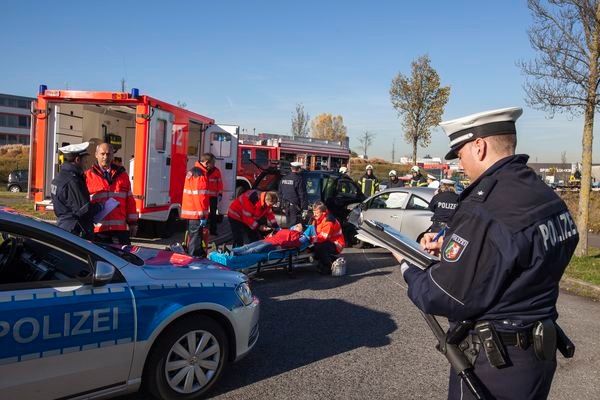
[235,281,254,306]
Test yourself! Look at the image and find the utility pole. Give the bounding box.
[391,138,396,163]
[121,78,126,92]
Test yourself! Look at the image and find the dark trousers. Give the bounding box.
[186,219,206,257]
[208,196,218,234]
[448,345,556,400]
[229,218,260,248]
[286,207,301,227]
[95,230,131,245]
[313,241,337,273]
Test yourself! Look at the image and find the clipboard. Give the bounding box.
[93,197,119,223]
[358,219,439,269]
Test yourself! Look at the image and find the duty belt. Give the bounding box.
[471,330,533,350]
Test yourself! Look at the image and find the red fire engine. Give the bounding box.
[29,86,239,234]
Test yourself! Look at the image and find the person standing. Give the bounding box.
[426,174,440,189]
[310,201,345,275]
[181,153,213,257]
[387,170,405,188]
[409,166,428,187]
[51,142,100,240]
[396,107,578,399]
[227,190,280,247]
[278,161,308,227]
[86,143,137,245]
[204,153,223,235]
[358,164,380,196]
[427,178,458,233]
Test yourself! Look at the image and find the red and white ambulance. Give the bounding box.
[29,86,238,235]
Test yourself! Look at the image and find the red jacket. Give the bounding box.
[227,190,278,230]
[264,229,302,248]
[86,163,137,233]
[181,161,210,220]
[206,166,223,197]
[313,210,345,253]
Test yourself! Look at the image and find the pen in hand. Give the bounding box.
[431,226,447,243]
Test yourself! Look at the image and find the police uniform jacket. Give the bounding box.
[428,191,459,223]
[278,171,308,210]
[51,162,97,236]
[181,161,210,220]
[402,155,578,328]
[86,163,138,232]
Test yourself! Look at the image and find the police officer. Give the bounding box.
[51,142,100,240]
[278,161,308,226]
[395,107,578,399]
[427,178,458,233]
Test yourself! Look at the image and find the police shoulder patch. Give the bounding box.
[443,233,469,262]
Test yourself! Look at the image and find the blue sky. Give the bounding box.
[2,0,599,163]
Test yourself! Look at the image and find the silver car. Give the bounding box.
[0,208,259,400]
[348,187,435,241]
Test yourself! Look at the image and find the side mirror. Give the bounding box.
[94,261,115,286]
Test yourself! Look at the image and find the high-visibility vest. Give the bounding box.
[86,163,137,233]
[181,161,210,220]
[206,166,223,197]
[227,190,278,230]
[313,210,345,253]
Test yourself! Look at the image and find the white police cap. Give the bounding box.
[427,174,437,180]
[441,178,456,185]
[339,166,348,174]
[290,161,302,168]
[440,107,523,160]
[58,141,90,156]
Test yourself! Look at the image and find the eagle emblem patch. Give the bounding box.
[443,233,469,262]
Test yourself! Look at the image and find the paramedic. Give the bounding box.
[311,201,345,274]
[227,190,280,247]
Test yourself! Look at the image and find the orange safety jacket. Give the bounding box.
[181,161,210,220]
[312,210,345,253]
[206,166,223,197]
[227,190,278,230]
[86,163,137,233]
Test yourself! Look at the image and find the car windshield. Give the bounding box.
[95,242,145,266]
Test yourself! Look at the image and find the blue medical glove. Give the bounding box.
[199,219,207,228]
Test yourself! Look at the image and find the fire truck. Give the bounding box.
[29,86,238,235]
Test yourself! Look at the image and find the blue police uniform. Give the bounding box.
[402,155,578,399]
[278,171,308,226]
[427,190,459,232]
[51,162,98,240]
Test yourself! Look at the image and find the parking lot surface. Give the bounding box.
[123,239,600,399]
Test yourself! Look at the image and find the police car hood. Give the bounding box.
[121,246,240,281]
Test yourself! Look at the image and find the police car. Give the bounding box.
[0,208,259,400]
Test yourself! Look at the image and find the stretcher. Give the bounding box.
[207,241,317,276]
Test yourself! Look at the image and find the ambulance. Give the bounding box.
[29,86,238,235]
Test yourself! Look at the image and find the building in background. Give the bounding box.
[0,93,33,145]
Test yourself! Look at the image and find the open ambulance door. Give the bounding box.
[203,124,239,214]
[145,107,173,208]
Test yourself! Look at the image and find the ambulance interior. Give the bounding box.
[187,120,203,171]
[46,103,137,196]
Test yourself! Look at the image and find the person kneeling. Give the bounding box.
[310,201,345,275]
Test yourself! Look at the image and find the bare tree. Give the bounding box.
[390,55,450,164]
[291,103,310,137]
[519,0,600,256]
[358,130,375,158]
[561,150,568,164]
[176,101,187,109]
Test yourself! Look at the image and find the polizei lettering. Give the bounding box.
[437,202,457,210]
[538,211,578,251]
[0,307,119,344]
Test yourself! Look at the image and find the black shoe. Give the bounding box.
[210,230,218,235]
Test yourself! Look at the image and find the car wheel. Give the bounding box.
[8,185,21,193]
[143,315,228,400]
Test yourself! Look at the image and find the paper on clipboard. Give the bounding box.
[357,220,440,269]
[93,197,119,223]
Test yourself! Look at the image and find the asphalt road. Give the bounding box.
[122,236,600,399]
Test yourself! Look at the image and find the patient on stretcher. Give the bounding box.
[231,224,314,255]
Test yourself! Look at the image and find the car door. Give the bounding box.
[363,191,410,231]
[399,193,433,239]
[0,222,135,400]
